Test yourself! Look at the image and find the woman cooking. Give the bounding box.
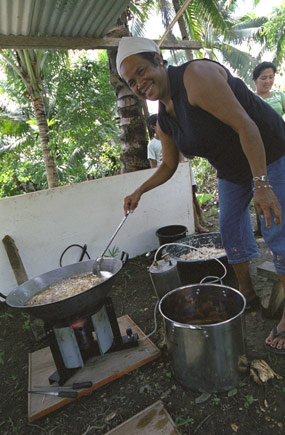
[116,37,285,354]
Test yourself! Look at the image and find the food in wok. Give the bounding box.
[26,272,106,305]
[179,246,226,261]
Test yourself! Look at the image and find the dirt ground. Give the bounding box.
[0,210,285,435]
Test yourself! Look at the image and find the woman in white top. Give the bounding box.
[253,62,285,118]
[146,114,163,167]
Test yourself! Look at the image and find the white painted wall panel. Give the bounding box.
[0,163,194,296]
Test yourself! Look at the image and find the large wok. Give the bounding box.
[4,253,128,324]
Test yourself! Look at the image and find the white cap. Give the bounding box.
[116,36,161,77]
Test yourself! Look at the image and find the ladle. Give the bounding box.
[93,211,130,277]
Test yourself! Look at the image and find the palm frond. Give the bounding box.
[217,43,259,86]
[0,135,30,154]
[129,0,158,35]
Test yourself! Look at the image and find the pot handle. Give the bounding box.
[120,251,129,266]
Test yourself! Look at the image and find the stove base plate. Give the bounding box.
[28,315,160,422]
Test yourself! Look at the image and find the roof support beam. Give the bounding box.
[0,35,202,50]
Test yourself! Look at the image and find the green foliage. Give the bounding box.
[0,116,48,197]
[43,51,121,183]
[175,416,195,427]
[21,312,31,331]
[196,193,214,205]
[190,157,217,195]
[106,246,120,258]
[244,394,255,408]
[0,312,14,320]
[0,51,120,196]
[211,396,221,406]
[261,6,285,65]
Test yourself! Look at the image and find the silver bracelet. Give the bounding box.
[253,175,269,182]
[253,184,272,192]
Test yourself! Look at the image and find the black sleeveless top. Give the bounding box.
[158,59,285,183]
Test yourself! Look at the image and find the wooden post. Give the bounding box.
[2,235,28,285]
[257,261,284,318]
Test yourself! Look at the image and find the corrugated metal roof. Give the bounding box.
[0,0,130,39]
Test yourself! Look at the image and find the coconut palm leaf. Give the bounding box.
[129,0,158,36]
[0,135,31,154]
[217,43,259,85]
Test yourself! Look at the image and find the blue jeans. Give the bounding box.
[218,156,285,274]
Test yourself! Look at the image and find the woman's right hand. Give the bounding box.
[124,189,142,215]
[123,130,180,216]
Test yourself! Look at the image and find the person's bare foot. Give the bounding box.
[200,218,213,227]
[265,320,285,351]
[195,224,210,233]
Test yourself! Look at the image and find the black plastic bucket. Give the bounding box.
[156,225,188,246]
[162,232,234,285]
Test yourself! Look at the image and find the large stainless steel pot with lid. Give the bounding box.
[4,253,128,323]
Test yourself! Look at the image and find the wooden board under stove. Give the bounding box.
[105,400,180,435]
[28,315,161,422]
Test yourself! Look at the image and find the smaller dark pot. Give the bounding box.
[156,225,188,246]
[162,232,234,285]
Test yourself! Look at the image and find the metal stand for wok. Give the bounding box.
[45,296,139,386]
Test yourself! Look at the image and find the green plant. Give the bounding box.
[212,396,221,406]
[196,193,214,205]
[21,312,31,331]
[244,395,254,408]
[175,416,195,427]
[106,245,120,258]
[191,157,217,195]
[123,271,132,280]
[0,312,14,320]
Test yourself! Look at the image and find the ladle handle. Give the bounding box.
[99,212,130,259]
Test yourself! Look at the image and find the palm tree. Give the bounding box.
[0,49,66,188]
[106,9,150,173]
[250,5,285,67]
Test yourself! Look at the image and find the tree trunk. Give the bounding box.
[117,89,150,173]
[107,23,149,173]
[14,49,59,189]
[32,96,59,188]
[172,0,193,61]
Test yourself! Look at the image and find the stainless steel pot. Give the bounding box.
[159,284,247,393]
[5,253,128,323]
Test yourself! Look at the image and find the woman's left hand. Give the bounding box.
[254,187,282,227]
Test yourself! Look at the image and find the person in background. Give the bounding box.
[253,62,285,235]
[182,155,210,234]
[116,37,285,354]
[147,114,209,233]
[146,114,163,168]
[253,61,285,118]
